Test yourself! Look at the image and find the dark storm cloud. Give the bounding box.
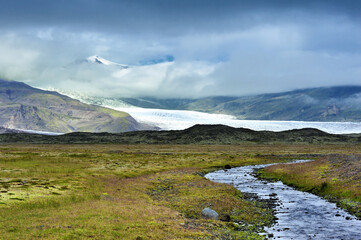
[1,0,360,34]
[1,0,361,97]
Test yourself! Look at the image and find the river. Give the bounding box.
[205,161,361,239]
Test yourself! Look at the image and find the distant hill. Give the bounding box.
[0,124,358,144]
[0,79,155,133]
[115,86,361,122]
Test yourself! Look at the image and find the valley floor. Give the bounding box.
[0,144,361,239]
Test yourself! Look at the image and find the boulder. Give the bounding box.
[225,164,232,169]
[201,207,219,220]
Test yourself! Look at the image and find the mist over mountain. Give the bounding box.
[2,1,361,99]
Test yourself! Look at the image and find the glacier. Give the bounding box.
[49,89,361,134]
[109,107,361,134]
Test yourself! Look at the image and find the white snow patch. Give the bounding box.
[87,55,129,68]
[13,129,63,136]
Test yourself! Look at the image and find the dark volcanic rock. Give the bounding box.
[225,164,232,169]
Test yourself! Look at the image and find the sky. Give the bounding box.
[1,0,361,98]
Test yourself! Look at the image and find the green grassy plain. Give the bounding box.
[1,144,361,239]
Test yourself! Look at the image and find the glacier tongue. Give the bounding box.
[109,107,361,134]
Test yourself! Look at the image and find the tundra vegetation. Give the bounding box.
[0,144,361,239]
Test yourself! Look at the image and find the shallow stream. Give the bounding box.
[205,161,361,239]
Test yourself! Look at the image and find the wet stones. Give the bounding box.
[242,192,259,200]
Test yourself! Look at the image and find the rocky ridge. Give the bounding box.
[0,79,155,133]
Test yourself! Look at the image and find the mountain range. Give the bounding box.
[2,53,361,135]
[2,77,361,136]
[112,86,361,122]
[0,79,154,133]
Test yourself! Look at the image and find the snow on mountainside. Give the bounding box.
[86,55,129,69]
[10,128,63,135]
[51,90,361,134]
[86,55,174,67]
[49,88,134,109]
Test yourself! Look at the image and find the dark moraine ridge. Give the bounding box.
[0,124,360,144]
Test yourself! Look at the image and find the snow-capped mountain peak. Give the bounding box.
[87,55,129,69]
